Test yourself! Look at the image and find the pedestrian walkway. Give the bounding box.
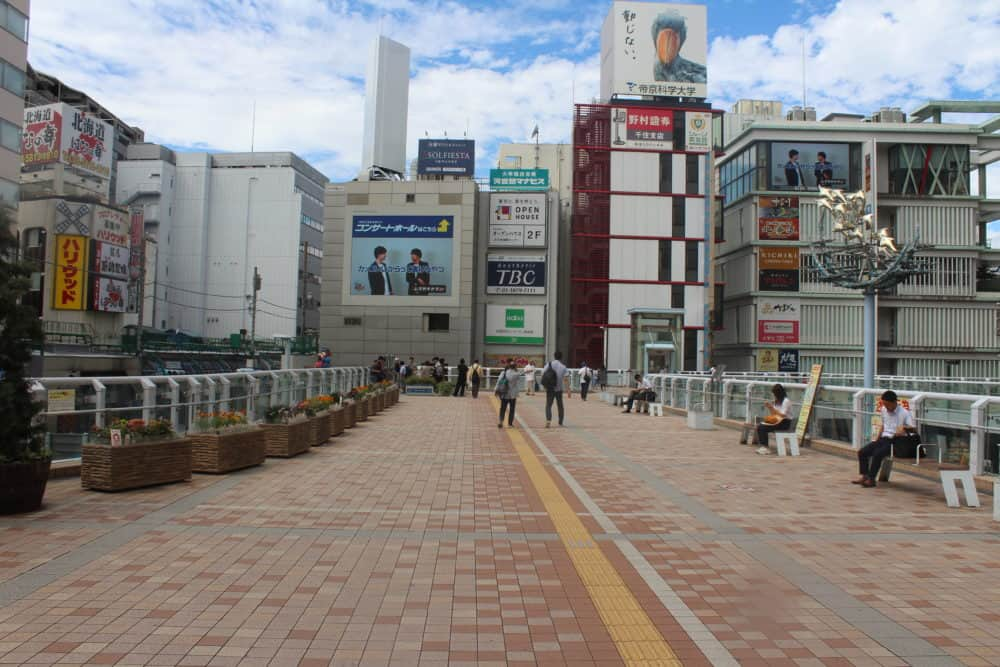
[1,394,998,666]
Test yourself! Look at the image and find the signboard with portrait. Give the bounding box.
[343,209,461,306]
[601,2,708,99]
[91,276,128,313]
[417,139,475,176]
[610,107,674,150]
[758,196,800,241]
[489,168,549,192]
[485,304,545,345]
[489,193,546,248]
[758,246,800,292]
[757,349,779,372]
[486,255,546,295]
[757,297,800,344]
[770,142,851,191]
[52,234,88,311]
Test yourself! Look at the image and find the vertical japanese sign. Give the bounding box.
[758,196,799,241]
[757,298,800,344]
[795,364,824,441]
[52,234,88,310]
[610,106,673,150]
[128,207,144,313]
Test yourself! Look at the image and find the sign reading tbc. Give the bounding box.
[486,255,546,295]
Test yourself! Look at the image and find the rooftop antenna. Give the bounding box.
[250,98,256,153]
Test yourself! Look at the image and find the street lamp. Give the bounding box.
[810,187,925,387]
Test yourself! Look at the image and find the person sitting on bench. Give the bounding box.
[622,374,654,413]
[854,390,915,488]
[755,383,793,454]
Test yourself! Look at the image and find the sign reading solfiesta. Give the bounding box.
[487,255,546,295]
[489,169,549,192]
[485,304,544,345]
[417,139,475,176]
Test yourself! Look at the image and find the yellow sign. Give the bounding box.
[759,246,800,271]
[795,364,824,440]
[52,234,88,310]
[757,349,779,372]
[47,389,76,413]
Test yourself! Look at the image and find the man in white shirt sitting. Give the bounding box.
[854,390,916,488]
[622,374,654,413]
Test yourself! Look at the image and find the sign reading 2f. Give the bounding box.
[487,256,547,295]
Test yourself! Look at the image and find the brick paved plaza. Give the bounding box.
[1,394,998,667]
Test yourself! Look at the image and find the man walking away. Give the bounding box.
[469,360,483,398]
[854,390,916,487]
[523,361,536,396]
[622,374,654,413]
[495,361,521,428]
[579,362,593,401]
[541,351,568,428]
[453,358,469,397]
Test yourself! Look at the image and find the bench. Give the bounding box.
[739,419,802,456]
[878,458,980,508]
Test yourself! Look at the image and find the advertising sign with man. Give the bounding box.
[770,142,851,190]
[602,2,708,99]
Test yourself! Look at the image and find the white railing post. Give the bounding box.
[246,375,259,422]
[166,378,180,431]
[219,376,231,412]
[721,380,733,420]
[141,378,156,423]
[204,377,216,414]
[970,397,988,475]
[852,390,867,449]
[186,377,201,431]
[305,369,315,399]
[92,379,106,428]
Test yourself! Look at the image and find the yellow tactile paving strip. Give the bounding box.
[493,399,682,667]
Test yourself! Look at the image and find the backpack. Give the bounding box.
[494,372,509,397]
[540,366,557,390]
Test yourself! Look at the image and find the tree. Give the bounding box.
[0,206,45,463]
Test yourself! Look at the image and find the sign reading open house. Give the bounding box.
[487,255,546,295]
[489,193,546,248]
[485,304,544,345]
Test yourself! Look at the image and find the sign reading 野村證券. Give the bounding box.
[485,304,545,345]
[611,107,674,150]
[489,193,546,248]
[486,255,546,295]
[489,168,549,192]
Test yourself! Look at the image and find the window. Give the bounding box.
[0,3,27,41]
[673,111,685,148]
[888,144,970,196]
[405,193,415,203]
[683,330,698,370]
[658,153,672,193]
[305,245,323,258]
[0,177,18,208]
[1,59,24,96]
[712,284,724,330]
[425,313,450,332]
[671,284,685,308]
[672,198,685,237]
[684,241,699,282]
[685,154,699,195]
[0,118,19,152]
[658,240,672,281]
[301,213,323,232]
[719,144,757,205]
[344,317,362,326]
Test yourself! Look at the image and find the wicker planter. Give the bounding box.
[0,459,51,514]
[343,401,357,428]
[388,386,398,405]
[189,427,266,474]
[259,420,311,458]
[82,439,192,492]
[329,406,346,437]
[309,412,332,446]
[356,397,370,422]
[376,392,386,411]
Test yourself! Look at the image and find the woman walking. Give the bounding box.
[495,361,521,428]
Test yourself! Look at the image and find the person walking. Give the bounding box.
[523,361,537,396]
[495,361,521,428]
[579,361,593,401]
[453,358,469,397]
[468,360,483,398]
[598,365,607,391]
[541,351,568,428]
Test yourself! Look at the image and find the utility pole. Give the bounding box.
[135,239,145,358]
[300,242,308,336]
[250,266,261,369]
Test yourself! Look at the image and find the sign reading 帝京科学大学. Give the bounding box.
[485,304,545,345]
[489,169,549,192]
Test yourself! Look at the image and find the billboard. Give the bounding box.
[757,348,799,372]
[610,107,674,150]
[52,234,88,311]
[23,103,113,180]
[778,349,799,372]
[417,139,475,176]
[685,111,712,152]
[759,246,800,292]
[93,208,129,246]
[490,168,549,192]
[603,2,708,99]
[487,255,547,295]
[485,304,545,345]
[758,196,799,241]
[757,298,800,344]
[770,142,851,190]
[489,193,546,248]
[91,276,128,313]
[344,210,460,305]
[91,241,130,281]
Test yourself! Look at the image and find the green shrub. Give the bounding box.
[435,381,455,396]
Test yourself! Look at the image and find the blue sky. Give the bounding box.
[27,0,1000,218]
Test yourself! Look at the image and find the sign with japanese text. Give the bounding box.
[758,196,800,241]
[52,234,88,310]
[128,207,145,312]
[21,105,62,167]
[795,364,824,440]
[487,255,547,295]
[490,168,549,192]
[344,210,460,306]
[611,107,674,149]
[489,193,546,248]
[91,241,130,281]
[22,103,113,180]
[778,349,799,373]
[417,139,475,176]
[485,304,545,345]
[601,2,707,99]
[759,246,800,292]
[91,276,128,313]
[47,389,76,413]
[93,208,129,246]
[685,111,712,152]
[757,297,800,344]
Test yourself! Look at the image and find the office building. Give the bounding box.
[0,0,27,208]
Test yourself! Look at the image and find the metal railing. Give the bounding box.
[641,373,1000,476]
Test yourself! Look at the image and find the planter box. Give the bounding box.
[310,412,332,446]
[259,420,311,458]
[82,439,192,492]
[687,410,715,430]
[189,428,266,474]
[343,401,357,428]
[329,406,346,437]
[0,459,52,514]
[356,397,370,422]
[404,384,434,395]
[377,392,386,411]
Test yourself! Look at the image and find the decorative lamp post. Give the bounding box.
[810,187,925,388]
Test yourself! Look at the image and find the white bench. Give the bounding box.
[774,432,801,457]
[939,470,980,508]
[648,403,664,417]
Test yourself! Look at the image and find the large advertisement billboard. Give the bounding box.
[758,196,800,241]
[489,193,546,248]
[485,305,545,345]
[22,103,113,180]
[417,139,475,176]
[487,255,546,295]
[91,241,130,281]
[344,210,461,306]
[610,107,674,150]
[604,2,707,99]
[757,298,800,344]
[22,105,62,167]
[90,276,128,313]
[758,246,800,292]
[770,142,851,190]
[52,234,88,311]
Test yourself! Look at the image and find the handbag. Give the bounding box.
[762,415,782,425]
[495,374,508,397]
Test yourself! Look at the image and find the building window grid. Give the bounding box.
[0,117,19,153]
[719,144,757,204]
[0,58,24,97]
[888,144,971,196]
[301,213,324,232]
[0,2,27,41]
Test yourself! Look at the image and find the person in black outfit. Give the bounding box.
[453,358,469,397]
[367,246,394,295]
[405,248,431,295]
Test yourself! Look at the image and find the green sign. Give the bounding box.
[490,168,549,192]
[505,308,525,328]
[485,304,544,346]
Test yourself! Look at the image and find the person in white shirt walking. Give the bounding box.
[541,352,568,427]
[523,362,537,395]
[854,390,916,487]
[579,362,593,401]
